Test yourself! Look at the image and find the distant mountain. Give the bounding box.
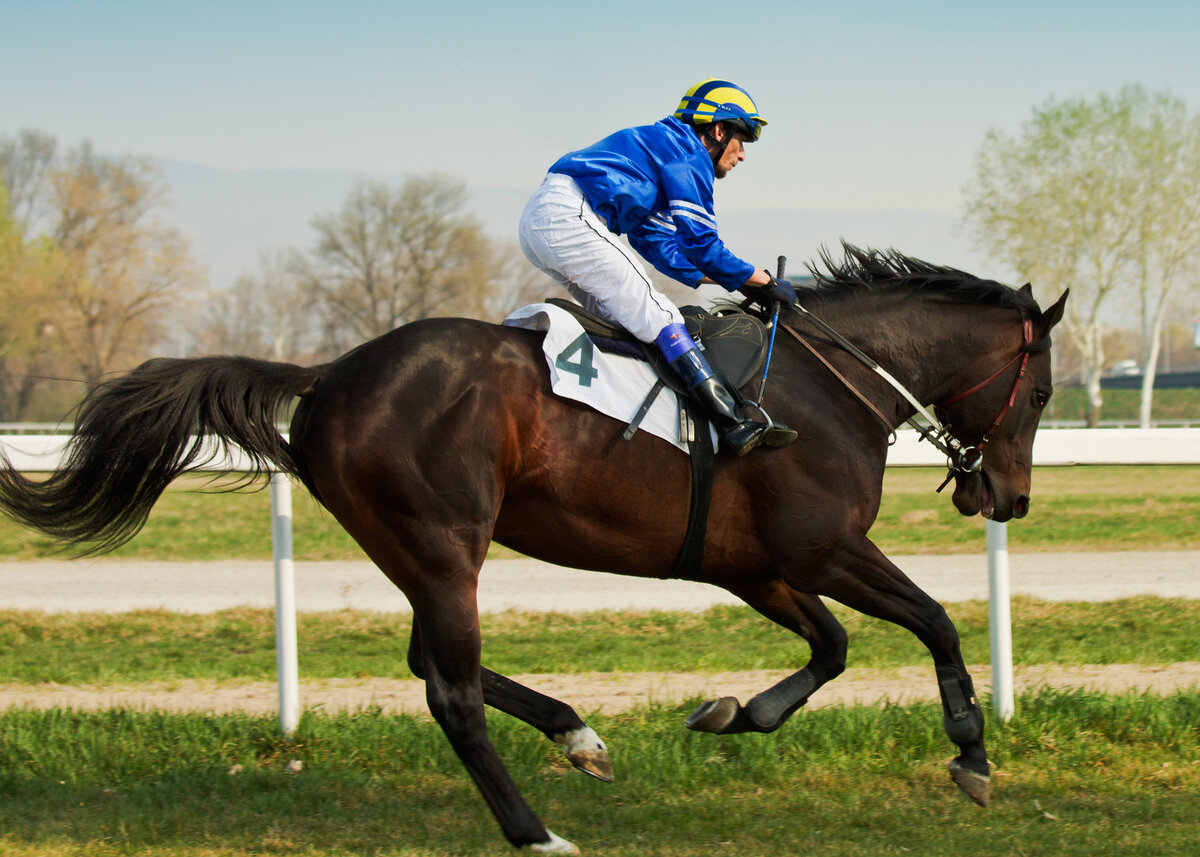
[157,160,999,293]
[717,208,998,280]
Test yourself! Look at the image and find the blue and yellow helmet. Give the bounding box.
[673,78,767,141]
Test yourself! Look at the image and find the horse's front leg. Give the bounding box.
[408,617,613,782]
[814,538,991,807]
[687,580,848,734]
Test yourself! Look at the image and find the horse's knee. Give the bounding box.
[917,602,964,659]
[804,611,849,680]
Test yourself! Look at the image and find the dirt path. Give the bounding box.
[5,663,1198,717]
[3,552,1199,614]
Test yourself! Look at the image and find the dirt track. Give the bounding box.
[5,663,1199,718]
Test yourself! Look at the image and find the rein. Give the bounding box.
[780,300,1038,488]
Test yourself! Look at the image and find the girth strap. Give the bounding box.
[670,399,715,579]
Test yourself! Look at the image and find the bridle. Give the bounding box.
[930,310,1040,476]
[774,300,1045,491]
[926,308,1043,490]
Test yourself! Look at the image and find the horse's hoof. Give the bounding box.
[686,697,741,733]
[555,727,613,783]
[949,758,991,807]
[527,829,580,854]
[569,746,613,783]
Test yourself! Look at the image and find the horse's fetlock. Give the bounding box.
[744,668,816,731]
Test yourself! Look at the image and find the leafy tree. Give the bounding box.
[1124,92,1200,424]
[964,86,1200,426]
[294,174,492,354]
[0,183,63,421]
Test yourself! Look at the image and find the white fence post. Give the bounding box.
[986,519,1015,722]
[270,473,300,735]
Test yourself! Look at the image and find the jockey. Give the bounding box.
[519,78,798,456]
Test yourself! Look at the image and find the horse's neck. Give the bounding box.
[814,298,988,422]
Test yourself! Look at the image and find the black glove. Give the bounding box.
[759,273,796,306]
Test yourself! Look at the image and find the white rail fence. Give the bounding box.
[3,428,1199,731]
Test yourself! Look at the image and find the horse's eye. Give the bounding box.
[1034,390,1051,408]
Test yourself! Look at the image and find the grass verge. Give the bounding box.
[1,690,1197,856]
[1,597,1197,684]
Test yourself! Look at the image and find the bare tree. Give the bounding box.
[0,128,57,238]
[197,250,316,361]
[47,143,200,385]
[296,175,492,352]
[964,86,1200,426]
[482,241,557,322]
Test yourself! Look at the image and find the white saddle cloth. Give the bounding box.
[504,303,714,453]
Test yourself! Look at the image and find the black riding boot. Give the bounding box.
[658,324,795,456]
[691,376,770,456]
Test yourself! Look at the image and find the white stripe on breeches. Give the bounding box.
[518,173,684,343]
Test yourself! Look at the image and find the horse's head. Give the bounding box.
[939,286,1069,522]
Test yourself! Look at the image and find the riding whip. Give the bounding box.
[756,255,786,402]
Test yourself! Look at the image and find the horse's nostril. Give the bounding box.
[1013,496,1030,519]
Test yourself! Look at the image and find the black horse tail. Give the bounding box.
[0,356,324,555]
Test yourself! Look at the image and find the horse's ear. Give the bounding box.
[1041,289,1069,331]
[1018,283,1033,297]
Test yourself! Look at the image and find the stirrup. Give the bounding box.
[742,402,797,450]
[762,424,798,448]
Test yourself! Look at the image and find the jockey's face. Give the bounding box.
[712,124,750,179]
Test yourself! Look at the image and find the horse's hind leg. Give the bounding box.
[687,581,848,734]
[408,594,579,854]
[407,618,613,782]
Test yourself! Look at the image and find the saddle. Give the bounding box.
[543,297,770,581]
[545,297,767,393]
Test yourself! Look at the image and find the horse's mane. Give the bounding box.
[805,243,1037,313]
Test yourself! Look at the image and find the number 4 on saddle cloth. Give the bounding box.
[503,299,775,454]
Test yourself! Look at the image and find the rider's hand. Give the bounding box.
[751,273,796,307]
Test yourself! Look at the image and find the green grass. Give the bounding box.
[1050,387,1200,423]
[875,464,1200,553]
[1,465,1197,560]
[1,596,1196,684]
[1,690,1198,856]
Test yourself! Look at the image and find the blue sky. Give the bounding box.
[3,0,1199,220]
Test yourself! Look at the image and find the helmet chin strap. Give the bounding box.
[701,123,735,167]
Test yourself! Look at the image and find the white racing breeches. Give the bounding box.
[518,173,684,343]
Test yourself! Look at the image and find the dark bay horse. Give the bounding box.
[0,246,1067,854]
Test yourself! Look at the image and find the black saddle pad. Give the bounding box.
[544,298,767,391]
